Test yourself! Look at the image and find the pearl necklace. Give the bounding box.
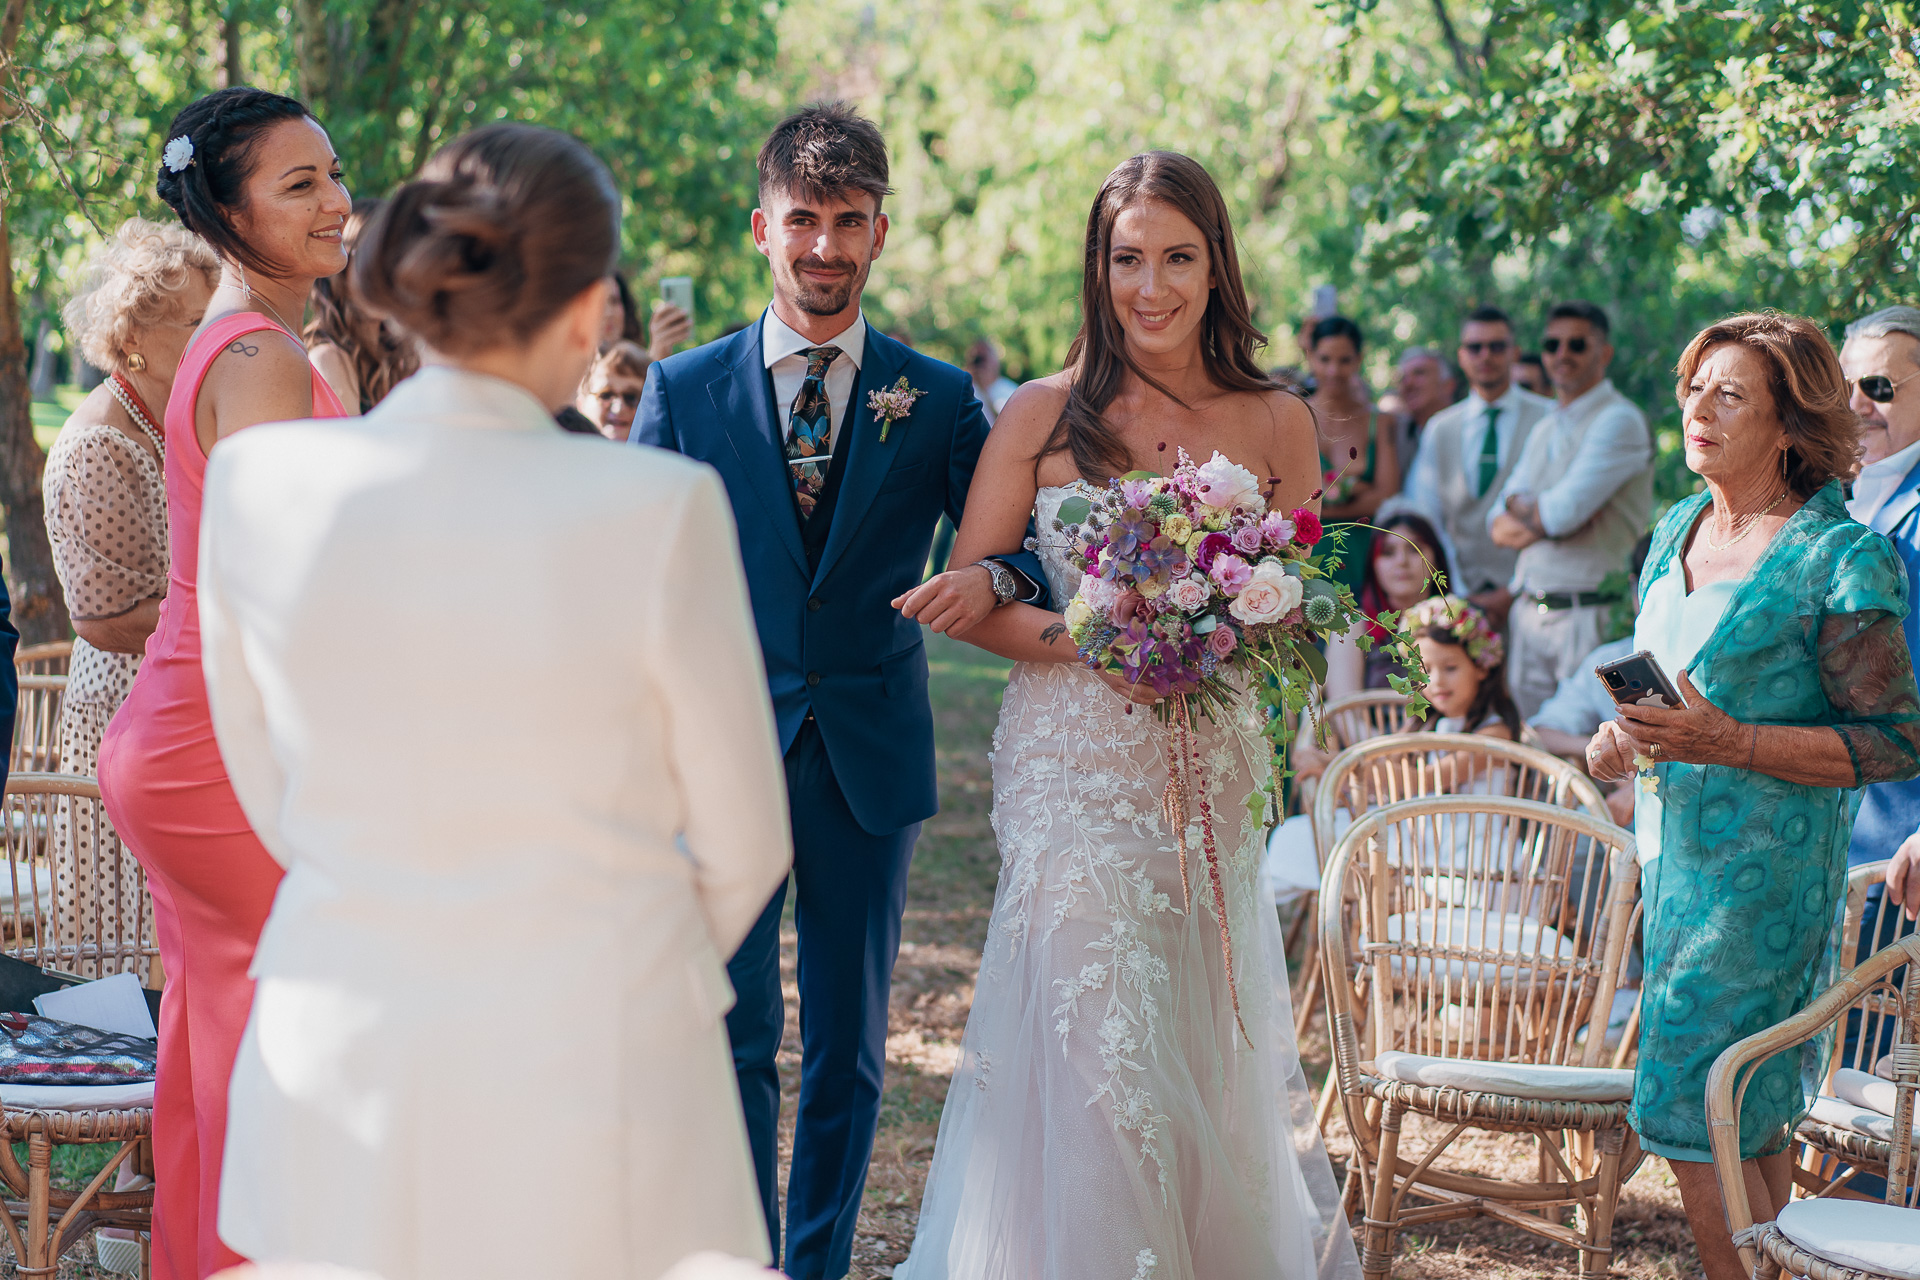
[1701,488,1789,551]
[106,374,165,459]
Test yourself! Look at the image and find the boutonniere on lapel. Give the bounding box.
[868,377,924,443]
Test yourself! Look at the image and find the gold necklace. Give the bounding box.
[1702,489,1789,551]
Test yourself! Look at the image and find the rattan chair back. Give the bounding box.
[12,643,70,679]
[0,773,158,983]
[8,678,64,776]
[1323,794,1639,1072]
[1710,935,1920,1278]
[1312,732,1611,874]
[1320,689,1413,753]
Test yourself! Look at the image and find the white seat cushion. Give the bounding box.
[1372,1049,1635,1102]
[0,1080,153,1111]
[1807,1094,1919,1144]
[1776,1198,1920,1280]
[1835,1065,1907,1118]
[1382,909,1576,981]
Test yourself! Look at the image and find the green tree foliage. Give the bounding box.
[1321,0,1920,501]
[779,0,1348,379]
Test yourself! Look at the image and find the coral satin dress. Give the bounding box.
[100,314,344,1280]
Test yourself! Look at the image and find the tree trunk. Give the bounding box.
[0,0,67,643]
[223,2,241,86]
[0,205,68,644]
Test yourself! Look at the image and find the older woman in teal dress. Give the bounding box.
[1589,313,1920,1280]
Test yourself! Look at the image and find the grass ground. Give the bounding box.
[802,629,1705,1279]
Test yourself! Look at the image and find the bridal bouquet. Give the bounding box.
[1052,448,1428,1042]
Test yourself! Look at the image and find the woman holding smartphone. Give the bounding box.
[1587,313,1920,1280]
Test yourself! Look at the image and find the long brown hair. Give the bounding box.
[1040,151,1282,480]
[306,199,420,410]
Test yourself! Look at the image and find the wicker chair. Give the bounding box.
[1786,860,1915,1203]
[1295,734,1614,1127]
[9,676,65,776]
[13,644,71,679]
[1709,934,1920,1280]
[1322,795,1643,1280]
[0,774,161,1278]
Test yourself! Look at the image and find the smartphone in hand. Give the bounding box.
[659,276,694,329]
[1595,650,1686,710]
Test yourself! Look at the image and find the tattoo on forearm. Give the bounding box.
[227,339,260,358]
[1040,623,1066,646]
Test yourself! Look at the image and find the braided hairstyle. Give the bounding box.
[154,86,313,277]
[353,123,620,357]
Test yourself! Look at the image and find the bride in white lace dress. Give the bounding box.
[894,153,1360,1280]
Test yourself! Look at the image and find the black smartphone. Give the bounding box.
[1594,650,1686,709]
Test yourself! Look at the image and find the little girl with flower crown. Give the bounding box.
[1262,596,1520,903]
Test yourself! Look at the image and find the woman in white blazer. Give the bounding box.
[200,124,791,1279]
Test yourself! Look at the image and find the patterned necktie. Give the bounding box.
[1476,403,1501,498]
[786,345,841,521]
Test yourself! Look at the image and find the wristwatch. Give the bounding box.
[976,558,1019,607]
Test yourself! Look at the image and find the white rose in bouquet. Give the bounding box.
[1192,451,1262,511]
[1228,559,1303,625]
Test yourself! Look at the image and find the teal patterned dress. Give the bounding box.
[1632,482,1920,1161]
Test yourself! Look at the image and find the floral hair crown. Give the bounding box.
[1404,594,1504,672]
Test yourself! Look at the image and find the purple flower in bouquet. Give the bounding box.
[1209,553,1252,594]
[1260,511,1295,546]
[1229,522,1263,555]
[1121,479,1156,509]
[1191,532,1233,573]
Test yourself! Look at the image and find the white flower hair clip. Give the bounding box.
[162,135,195,174]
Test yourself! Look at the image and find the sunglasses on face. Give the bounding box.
[594,389,642,410]
[1852,369,1920,403]
[1540,336,1589,355]
[1461,340,1510,355]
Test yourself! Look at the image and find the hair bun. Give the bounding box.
[353,123,618,357]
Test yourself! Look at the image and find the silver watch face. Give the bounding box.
[983,560,1015,603]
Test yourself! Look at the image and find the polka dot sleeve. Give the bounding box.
[44,421,168,622]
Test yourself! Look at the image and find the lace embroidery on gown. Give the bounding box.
[900,485,1360,1280]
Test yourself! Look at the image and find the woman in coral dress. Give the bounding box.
[98,86,350,1280]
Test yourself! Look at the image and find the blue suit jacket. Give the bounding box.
[633,316,1045,835]
[1852,460,1920,866]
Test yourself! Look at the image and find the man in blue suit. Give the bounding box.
[1842,307,1920,951]
[633,103,1045,1280]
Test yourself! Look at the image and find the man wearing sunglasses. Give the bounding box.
[1488,301,1652,718]
[1399,305,1552,624]
[1841,307,1920,956]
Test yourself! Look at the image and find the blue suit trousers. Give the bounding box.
[726,717,916,1280]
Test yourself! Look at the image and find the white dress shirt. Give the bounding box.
[1491,378,1653,593]
[1405,384,1524,512]
[1848,437,1920,524]
[764,307,866,440]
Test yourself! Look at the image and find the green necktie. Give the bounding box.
[1475,403,1500,498]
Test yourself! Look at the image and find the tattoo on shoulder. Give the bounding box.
[226,339,260,358]
[1040,622,1067,646]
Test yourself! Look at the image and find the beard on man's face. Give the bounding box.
[780,254,866,316]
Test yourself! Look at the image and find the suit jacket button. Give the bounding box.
[806,672,821,687]
[808,598,822,612]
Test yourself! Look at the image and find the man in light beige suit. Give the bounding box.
[1399,305,1552,624]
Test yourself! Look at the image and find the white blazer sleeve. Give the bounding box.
[198,450,293,869]
[650,469,793,955]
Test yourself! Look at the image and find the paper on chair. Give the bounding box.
[33,972,157,1039]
